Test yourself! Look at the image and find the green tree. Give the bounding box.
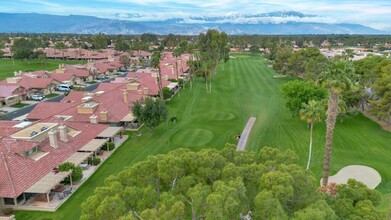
[132,97,167,131]
[369,63,391,123]
[281,80,327,116]
[254,190,288,219]
[114,36,130,51]
[119,55,130,69]
[249,45,259,54]
[81,146,383,219]
[317,59,356,186]
[300,100,324,170]
[293,200,337,220]
[93,34,109,49]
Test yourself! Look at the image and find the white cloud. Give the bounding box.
[3,0,391,31]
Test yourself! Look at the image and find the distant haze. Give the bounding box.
[0,12,386,35]
[1,0,391,32]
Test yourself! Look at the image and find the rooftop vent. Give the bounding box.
[30,131,38,137]
[40,126,47,132]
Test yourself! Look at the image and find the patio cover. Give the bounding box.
[24,171,72,194]
[97,127,123,138]
[167,82,178,90]
[78,138,108,152]
[65,152,91,165]
[120,113,135,122]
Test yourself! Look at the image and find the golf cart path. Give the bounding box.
[237,117,256,151]
[321,165,381,189]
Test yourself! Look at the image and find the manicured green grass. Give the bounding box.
[0,59,86,80]
[45,93,59,99]
[16,55,391,219]
[11,103,29,108]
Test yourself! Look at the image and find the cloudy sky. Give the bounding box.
[1,0,391,31]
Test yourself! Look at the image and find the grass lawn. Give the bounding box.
[16,55,391,219]
[0,59,86,80]
[45,93,59,99]
[10,103,29,108]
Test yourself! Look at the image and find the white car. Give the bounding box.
[31,94,45,101]
[56,84,72,92]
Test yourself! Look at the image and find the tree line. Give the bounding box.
[277,43,391,188]
[80,145,385,219]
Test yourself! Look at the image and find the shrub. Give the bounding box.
[177,78,184,85]
[87,157,101,165]
[162,87,172,100]
[92,157,101,165]
[59,162,83,183]
[104,142,115,151]
[168,78,177,82]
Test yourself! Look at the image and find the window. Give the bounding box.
[24,147,37,157]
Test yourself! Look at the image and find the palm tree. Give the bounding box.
[172,48,182,80]
[151,51,164,100]
[317,59,356,186]
[299,100,324,170]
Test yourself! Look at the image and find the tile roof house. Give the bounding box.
[39,48,118,60]
[125,72,171,96]
[27,83,146,125]
[0,75,61,96]
[0,85,26,107]
[59,85,145,124]
[0,120,109,202]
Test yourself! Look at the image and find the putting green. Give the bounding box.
[171,128,214,147]
[206,111,236,121]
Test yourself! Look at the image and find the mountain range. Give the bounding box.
[0,12,385,35]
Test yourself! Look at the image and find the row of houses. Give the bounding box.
[1,46,151,61]
[0,57,124,107]
[0,51,191,213]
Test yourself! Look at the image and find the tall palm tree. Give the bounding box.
[300,100,324,170]
[172,48,182,80]
[317,59,356,186]
[151,51,164,100]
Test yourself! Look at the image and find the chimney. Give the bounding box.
[58,124,68,142]
[48,129,58,148]
[90,115,98,124]
[123,90,128,103]
[154,77,158,85]
[100,111,108,122]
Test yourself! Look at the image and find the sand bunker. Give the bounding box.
[321,165,381,189]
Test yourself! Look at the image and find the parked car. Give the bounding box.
[30,94,45,101]
[96,75,107,80]
[56,84,72,92]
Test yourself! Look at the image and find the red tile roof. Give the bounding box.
[61,84,145,123]
[0,121,21,137]
[127,72,170,96]
[0,85,24,98]
[27,102,76,120]
[0,121,109,198]
[0,76,59,90]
